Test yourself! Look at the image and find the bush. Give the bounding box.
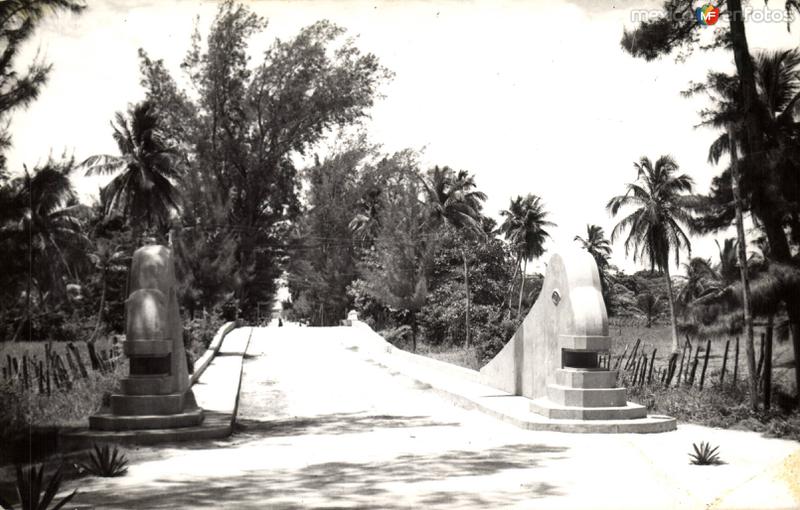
[689,442,722,465]
[0,463,77,510]
[183,311,224,363]
[78,443,128,477]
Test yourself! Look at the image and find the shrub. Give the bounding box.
[78,443,128,477]
[0,463,77,510]
[689,442,722,465]
[183,311,224,363]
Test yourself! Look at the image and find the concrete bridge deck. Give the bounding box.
[67,325,800,509]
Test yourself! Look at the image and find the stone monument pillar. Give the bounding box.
[481,249,660,426]
[90,245,204,431]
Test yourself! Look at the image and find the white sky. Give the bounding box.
[7,0,800,274]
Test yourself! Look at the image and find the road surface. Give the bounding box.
[71,325,800,509]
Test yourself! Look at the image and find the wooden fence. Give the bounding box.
[1,340,122,395]
[613,331,776,409]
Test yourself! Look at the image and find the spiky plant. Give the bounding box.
[689,442,722,465]
[79,443,129,477]
[0,463,77,510]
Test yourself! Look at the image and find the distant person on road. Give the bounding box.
[278,318,283,327]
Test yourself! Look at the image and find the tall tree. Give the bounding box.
[81,101,182,242]
[607,155,697,353]
[0,0,85,171]
[421,166,487,348]
[623,0,800,400]
[139,1,390,314]
[499,194,554,318]
[288,142,373,325]
[687,49,800,399]
[357,154,431,351]
[0,158,86,339]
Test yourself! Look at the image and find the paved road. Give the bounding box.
[72,326,800,509]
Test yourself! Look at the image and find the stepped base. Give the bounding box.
[555,368,617,388]
[65,411,230,447]
[528,398,674,432]
[89,406,204,431]
[530,397,647,420]
[120,375,174,395]
[546,384,627,407]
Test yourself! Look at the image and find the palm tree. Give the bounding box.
[88,239,127,342]
[499,194,555,319]
[574,224,612,303]
[421,166,487,347]
[675,257,716,316]
[634,293,663,328]
[0,159,86,340]
[690,50,800,405]
[607,155,697,353]
[715,238,740,286]
[81,101,181,243]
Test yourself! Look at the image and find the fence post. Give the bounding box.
[64,347,79,379]
[673,342,685,388]
[615,344,629,370]
[756,332,766,386]
[699,339,711,391]
[733,336,740,387]
[688,346,701,387]
[36,360,44,394]
[67,343,88,378]
[647,349,656,384]
[86,341,101,371]
[720,340,730,386]
[625,339,641,371]
[764,322,773,410]
[21,354,30,390]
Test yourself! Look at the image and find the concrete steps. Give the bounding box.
[89,407,204,431]
[546,384,627,407]
[64,411,230,448]
[530,398,647,420]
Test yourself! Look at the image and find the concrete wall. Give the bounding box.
[190,321,238,386]
[349,322,485,385]
[479,249,608,399]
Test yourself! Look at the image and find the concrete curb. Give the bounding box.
[345,322,676,433]
[190,321,237,385]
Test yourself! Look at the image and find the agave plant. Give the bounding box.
[0,463,77,510]
[689,441,722,465]
[78,443,128,477]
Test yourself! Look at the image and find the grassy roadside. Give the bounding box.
[407,322,800,441]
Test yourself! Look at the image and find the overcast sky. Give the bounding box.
[8,0,800,273]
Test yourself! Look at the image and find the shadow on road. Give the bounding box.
[234,412,461,438]
[81,442,567,509]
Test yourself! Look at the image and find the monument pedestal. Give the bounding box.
[480,250,675,433]
[88,245,204,434]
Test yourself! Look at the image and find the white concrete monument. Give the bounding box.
[90,245,204,431]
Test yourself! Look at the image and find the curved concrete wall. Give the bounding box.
[479,249,608,399]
